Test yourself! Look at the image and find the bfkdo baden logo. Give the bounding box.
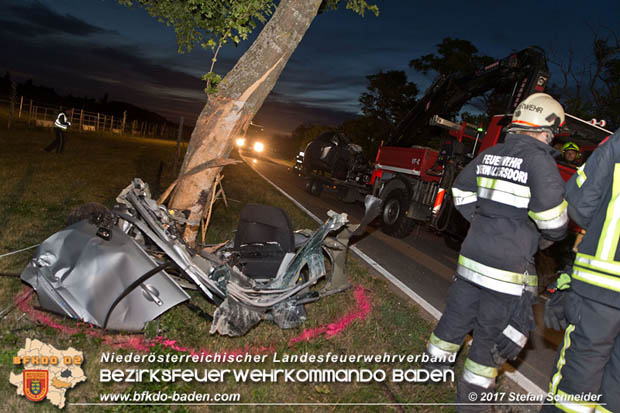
[23,370,49,402]
[9,339,87,409]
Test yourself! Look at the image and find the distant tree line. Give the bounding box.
[0,72,171,124]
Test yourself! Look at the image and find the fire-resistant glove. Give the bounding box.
[491,290,536,364]
[543,272,572,331]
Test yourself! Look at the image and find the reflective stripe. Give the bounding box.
[596,164,620,260]
[427,342,455,360]
[427,333,459,360]
[556,390,596,413]
[476,176,531,208]
[575,253,620,276]
[463,358,497,388]
[576,165,587,188]
[529,200,569,229]
[429,333,460,352]
[477,177,531,197]
[594,404,612,413]
[572,267,620,293]
[512,119,543,128]
[529,200,568,221]
[464,358,497,378]
[550,324,575,396]
[458,255,537,286]
[478,187,530,208]
[462,369,495,389]
[502,324,527,347]
[457,266,528,296]
[55,114,68,130]
[533,209,568,230]
[452,187,477,206]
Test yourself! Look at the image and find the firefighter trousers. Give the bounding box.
[428,277,520,404]
[541,295,620,413]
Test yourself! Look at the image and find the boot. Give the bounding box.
[455,378,496,413]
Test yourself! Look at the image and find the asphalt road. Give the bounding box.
[246,153,564,392]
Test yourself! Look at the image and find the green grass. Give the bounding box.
[0,116,470,412]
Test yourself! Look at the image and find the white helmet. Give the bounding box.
[508,93,565,142]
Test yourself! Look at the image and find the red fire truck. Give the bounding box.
[372,113,611,241]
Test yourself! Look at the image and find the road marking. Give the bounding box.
[245,157,547,397]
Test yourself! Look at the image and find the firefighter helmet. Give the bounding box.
[508,93,565,141]
[562,142,580,153]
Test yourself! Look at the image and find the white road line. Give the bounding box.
[246,157,546,397]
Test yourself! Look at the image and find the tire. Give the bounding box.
[305,178,323,197]
[380,189,416,238]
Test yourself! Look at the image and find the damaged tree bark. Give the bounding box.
[169,0,323,242]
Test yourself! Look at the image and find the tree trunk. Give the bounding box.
[169,0,323,242]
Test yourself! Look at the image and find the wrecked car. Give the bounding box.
[20,179,381,336]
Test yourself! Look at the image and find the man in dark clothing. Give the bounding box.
[542,128,620,413]
[423,93,568,411]
[45,109,71,153]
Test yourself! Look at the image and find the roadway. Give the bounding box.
[245,153,564,393]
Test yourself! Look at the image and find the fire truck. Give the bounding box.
[373,113,611,241]
[302,47,612,243]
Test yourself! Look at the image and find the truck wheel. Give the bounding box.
[381,189,415,238]
[305,179,323,197]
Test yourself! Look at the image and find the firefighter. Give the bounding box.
[561,141,582,166]
[423,93,568,411]
[542,128,620,413]
[44,108,71,153]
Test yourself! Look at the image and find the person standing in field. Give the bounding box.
[45,108,71,153]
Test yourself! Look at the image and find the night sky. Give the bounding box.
[1,0,617,136]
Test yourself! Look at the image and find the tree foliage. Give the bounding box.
[359,70,418,131]
[118,0,378,93]
[409,37,496,124]
[409,37,494,77]
[118,0,276,53]
[548,30,620,129]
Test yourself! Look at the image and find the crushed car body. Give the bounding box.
[21,178,381,336]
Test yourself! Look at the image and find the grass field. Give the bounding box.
[0,117,524,412]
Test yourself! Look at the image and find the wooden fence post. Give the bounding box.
[7,81,16,129]
[29,99,33,123]
[110,115,114,131]
[122,111,127,134]
[18,96,23,118]
[80,109,84,130]
[173,116,184,175]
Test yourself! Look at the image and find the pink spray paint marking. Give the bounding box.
[14,284,372,356]
[288,285,371,345]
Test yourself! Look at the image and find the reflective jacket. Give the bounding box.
[452,133,568,296]
[54,112,70,130]
[566,128,620,309]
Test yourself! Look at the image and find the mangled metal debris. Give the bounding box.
[21,179,381,336]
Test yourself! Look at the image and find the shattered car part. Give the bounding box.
[21,221,189,331]
[21,178,382,336]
